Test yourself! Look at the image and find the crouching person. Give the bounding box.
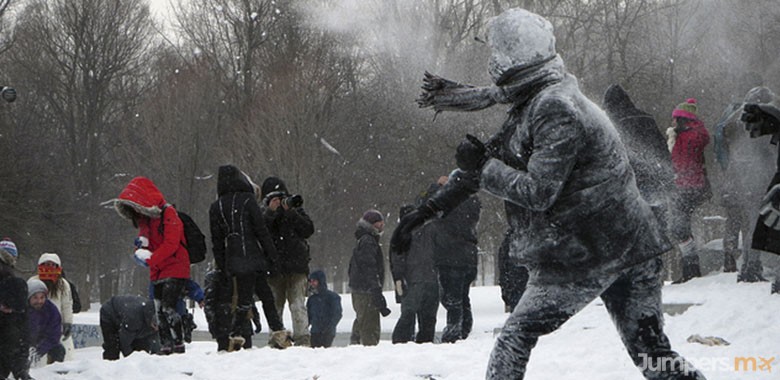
[27,279,65,366]
[306,270,342,348]
[100,296,160,360]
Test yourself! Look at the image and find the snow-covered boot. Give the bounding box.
[738,260,767,282]
[227,335,245,352]
[268,330,293,349]
[441,308,464,343]
[182,313,196,343]
[723,252,737,273]
[772,280,779,295]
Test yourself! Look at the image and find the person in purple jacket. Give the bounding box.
[27,278,65,365]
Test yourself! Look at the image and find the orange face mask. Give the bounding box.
[38,263,62,282]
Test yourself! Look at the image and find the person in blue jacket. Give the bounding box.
[306,270,342,348]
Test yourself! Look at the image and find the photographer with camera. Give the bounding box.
[260,176,315,346]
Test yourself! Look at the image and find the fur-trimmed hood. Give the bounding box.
[110,177,166,220]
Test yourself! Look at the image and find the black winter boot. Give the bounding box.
[441,308,464,343]
[674,255,701,284]
[723,252,737,273]
[182,313,196,343]
[772,281,779,295]
[738,261,767,283]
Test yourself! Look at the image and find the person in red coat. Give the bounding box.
[667,98,712,282]
[109,176,190,354]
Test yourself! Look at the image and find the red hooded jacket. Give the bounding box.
[118,177,190,281]
[671,119,710,189]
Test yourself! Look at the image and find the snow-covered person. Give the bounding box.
[306,270,342,348]
[0,239,32,380]
[109,176,191,355]
[390,201,439,344]
[393,8,704,379]
[714,86,778,280]
[29,253,75,360]
[210,165,288,351]
[260,176,315,347]
[27,278,65,366]
[739,88,780,294]
[427,176,481,343]
[348,209,391,346]
[99,295,160,360]
[667,98,712,283]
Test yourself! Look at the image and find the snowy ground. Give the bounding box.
[34,272,780,380]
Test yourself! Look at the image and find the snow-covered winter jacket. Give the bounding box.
[348,221,385,294]
[263,203,315,275]
[306,270,342,335]
[28,299,61,356]
[99,296,158,357]
[209,165,278,276]
[114,177,190,281]
[603,84,675,206]
[476,74,671,282]
[671,118,710,191]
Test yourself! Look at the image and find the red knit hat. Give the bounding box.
[672,98,698,120]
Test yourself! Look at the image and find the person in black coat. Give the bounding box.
[209,164,280,351]
[426,178,481,343]
[0,244,32,380]
[99,296,160,360]
[306,270,342,348]
[348,210,391,346]
[390,201,440,344]
[260,176,316,346]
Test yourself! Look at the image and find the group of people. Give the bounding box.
[0,239,81,380]
[5,6,780,380]
[104,165,328,356]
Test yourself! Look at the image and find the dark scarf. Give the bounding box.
[417,55,565,115]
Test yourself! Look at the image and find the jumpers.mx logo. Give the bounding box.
[734,356,775,372]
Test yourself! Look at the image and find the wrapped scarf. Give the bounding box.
[417,55,565,115]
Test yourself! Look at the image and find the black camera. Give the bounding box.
[1,86,16,103]
[265,191,304,208]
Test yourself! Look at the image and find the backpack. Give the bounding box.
[159,204,208,264]
[67,279,82,313]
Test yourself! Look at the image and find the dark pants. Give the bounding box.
[392,281,439,343]
[498,228,529,311]
[254,271,285,332]
[487,258,705,380]
[230,272,257,339]
[438,265,477,343]
[351,293,380,346]
[311,331,336,348]
[153,278,186,350]
[670,188,709,242]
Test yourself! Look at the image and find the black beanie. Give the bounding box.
[261,176,288,198]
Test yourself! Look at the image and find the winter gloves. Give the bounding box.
[390,204,436,253]
[760,184,780,230]
[456,134,491,171]
[742,103,780,138]
[134,248,153,267]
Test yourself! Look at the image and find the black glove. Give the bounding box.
[456,134,490,171]
[760,184,780,230]
[742,103,780,138]
[62,323,72,339]
[371,291,391,317]
[390,204,436,253]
